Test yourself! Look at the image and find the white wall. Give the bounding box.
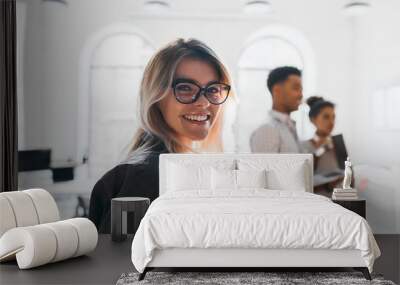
[349,1,400,233]
[351,1,400,166]
[18,0,400,233]
[20,0,354,161]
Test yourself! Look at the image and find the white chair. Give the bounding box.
[0,188,98,269]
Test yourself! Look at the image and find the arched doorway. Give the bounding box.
[235,25,316,152]
[78,23,154,179]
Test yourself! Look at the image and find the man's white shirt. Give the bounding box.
[250,110,302,153]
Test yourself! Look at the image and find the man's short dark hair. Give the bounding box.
[267,66,302,94]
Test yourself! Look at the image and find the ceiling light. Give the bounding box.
[243,0,272,15]
[42,0,68,5]
[343,1,371,17]
[143,0,171,13]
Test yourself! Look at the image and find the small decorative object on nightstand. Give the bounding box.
[332,157,359,200]
[111,197,150,242]
[332,199,366,218]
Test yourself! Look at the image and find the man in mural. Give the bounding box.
[250,66,303,153]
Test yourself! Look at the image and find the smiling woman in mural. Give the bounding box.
[89,38,233,233]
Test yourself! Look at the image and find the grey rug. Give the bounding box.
[117,271,396,285]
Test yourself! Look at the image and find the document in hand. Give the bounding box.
[314,170,344,187]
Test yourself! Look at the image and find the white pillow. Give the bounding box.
[237,159,308,191]
[211,169,268,190]
[267,161,307,191]
[211,168,236,190]
[167,162,211,191]
[236,169,267,189]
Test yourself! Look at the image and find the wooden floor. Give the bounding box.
[0,234,398,284]
[373,234,400,284]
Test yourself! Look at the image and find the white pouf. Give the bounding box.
[1,191,39,227]
[0,218,98,269]
[0,189,98,269]
[24,188,60,223]
[0,196,17,237]
[0,189,60,237]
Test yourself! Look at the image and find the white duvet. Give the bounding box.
[131,190,380,273]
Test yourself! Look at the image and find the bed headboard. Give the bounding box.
[159,153,313,194]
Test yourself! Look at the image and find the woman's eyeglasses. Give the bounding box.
[171,79,231,105]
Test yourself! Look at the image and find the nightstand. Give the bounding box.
[111,197,150,242]
[332,199,366,218]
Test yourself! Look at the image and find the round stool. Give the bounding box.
[111,197,150,242]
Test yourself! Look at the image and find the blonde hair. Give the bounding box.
[124,38,233,164]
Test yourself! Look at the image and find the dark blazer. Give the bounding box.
[89,140,168,233]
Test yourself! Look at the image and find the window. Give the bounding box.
[372,86,400,131]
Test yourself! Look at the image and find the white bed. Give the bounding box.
[131,154,380,280]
